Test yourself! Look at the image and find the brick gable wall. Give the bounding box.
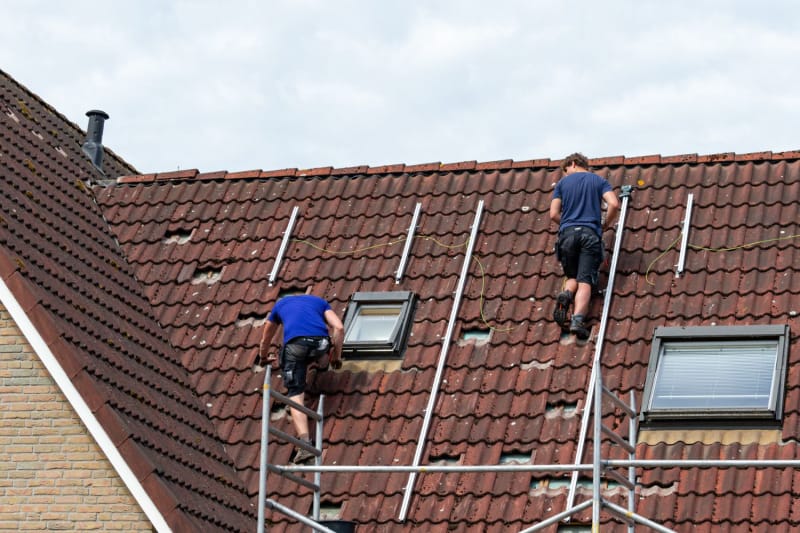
[0,304,153,531]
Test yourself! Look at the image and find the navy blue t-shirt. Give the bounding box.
[268,295,331,344]
[552,171,613,237]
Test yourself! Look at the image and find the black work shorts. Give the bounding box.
[280,336,330,397]
[556,226,603,286]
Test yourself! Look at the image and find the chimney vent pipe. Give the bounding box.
[82,109,109,173]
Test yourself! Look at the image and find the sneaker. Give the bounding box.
[569,315,590,340]
[553,291,573,330]
[291,441,317,464]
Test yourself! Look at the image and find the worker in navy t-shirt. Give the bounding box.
[549,153,619,339]
[259,291,343,463]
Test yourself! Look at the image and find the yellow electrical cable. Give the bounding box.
[295,225,800,328]
[290,234,518,332]
[471,254,517,332]
[291,237,408,255]
[644,233,682,285]
[645,232,800,285]
[688,233,800,252]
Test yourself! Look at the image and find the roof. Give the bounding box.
[3,66,800,531]
[96,155,800,531]
[0,69,253,531]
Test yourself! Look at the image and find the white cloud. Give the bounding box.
[2,1,800,172]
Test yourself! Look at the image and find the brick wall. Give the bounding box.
[0,304,154,531]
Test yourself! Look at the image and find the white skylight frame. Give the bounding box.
[342,291,416,359]
[641,325,790,423]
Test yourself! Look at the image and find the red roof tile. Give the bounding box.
[90,149,800,530]
[7,66,800,530]
[0,69,254,530]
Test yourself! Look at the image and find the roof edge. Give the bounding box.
[111,149,800,185]
[0,68,138,177]
[0,277,172,533]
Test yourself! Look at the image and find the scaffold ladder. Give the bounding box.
[257,365,335,533]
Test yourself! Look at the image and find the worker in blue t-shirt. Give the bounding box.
[259,290,343,463]
[549,153,619,339]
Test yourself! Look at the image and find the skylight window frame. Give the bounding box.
[640,325,790,423]
[342,291,416,359]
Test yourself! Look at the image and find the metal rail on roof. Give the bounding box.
[676,193,694,277]
[268,206,300,286]
[397,199,484,522]
[395,202,422,284]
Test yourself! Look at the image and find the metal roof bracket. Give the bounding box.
[268,206,300,286]
[676,193,694,277]
[395,202,422,284]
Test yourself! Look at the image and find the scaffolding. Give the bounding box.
[257,364,336,533]
[257,189,800,532]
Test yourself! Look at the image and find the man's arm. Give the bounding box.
[324,309,345,366]
[549,198,562,225]
[602,190,620,231]
[259,319,279,364]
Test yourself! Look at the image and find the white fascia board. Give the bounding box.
[0,277,172,533]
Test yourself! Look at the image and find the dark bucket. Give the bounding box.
[318,520,356,533]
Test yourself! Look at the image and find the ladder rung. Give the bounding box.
[601,385,637,419]
[267,464,320,491]
[267,427,321,459]
[603,465,636,490]
[601,424,636,454]
[601,498,635,525]
[266,499,337,533]
[270,389,322,421]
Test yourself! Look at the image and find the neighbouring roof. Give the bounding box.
[0,69,253,531]
[3,66,800,531]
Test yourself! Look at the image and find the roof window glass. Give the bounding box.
[641,325,789,423]
[342,291,415,359]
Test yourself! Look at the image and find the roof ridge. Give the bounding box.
[113,149,800,184]
[0,69,138,176]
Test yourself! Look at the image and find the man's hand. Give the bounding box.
[258,347,278,368]
[265,352,279,369]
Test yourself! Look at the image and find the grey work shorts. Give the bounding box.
[556,226,603,286]
[280,336,330,396]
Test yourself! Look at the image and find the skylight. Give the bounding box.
[342,291,416,359]
[641,325,789,423]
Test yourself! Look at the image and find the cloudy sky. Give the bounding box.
[2,1,799,174]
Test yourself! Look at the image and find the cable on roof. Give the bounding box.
[290,235,521,332]
[471,254,517,332]
[291,236,410,255]
[645,231,800,285]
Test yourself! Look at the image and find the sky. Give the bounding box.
[2,0,800,175]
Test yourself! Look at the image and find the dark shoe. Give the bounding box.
[291,441,317,464]
[553,291,574,330]
[569,315,590,340]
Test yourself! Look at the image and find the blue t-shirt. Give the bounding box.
[268,295,332,344]
[552,171,613,237]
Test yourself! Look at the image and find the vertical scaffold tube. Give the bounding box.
[257,365,272,532]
